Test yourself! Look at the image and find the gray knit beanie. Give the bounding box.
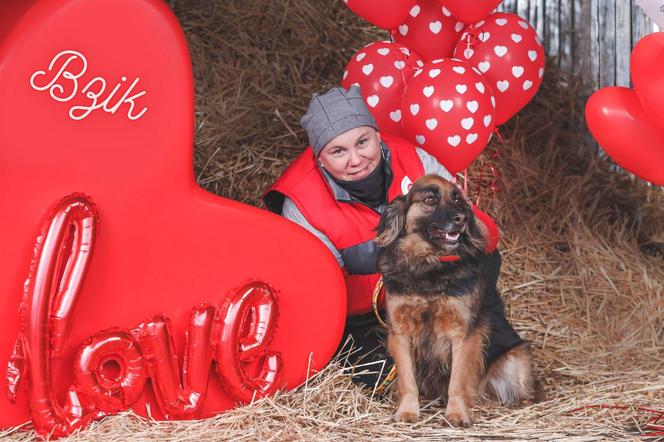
[300,85,379,156]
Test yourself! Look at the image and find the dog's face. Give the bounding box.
[376,175,487,255]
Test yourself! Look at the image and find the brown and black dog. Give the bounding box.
[376,175,539,427]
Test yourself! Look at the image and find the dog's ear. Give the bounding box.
[376,195,408,247]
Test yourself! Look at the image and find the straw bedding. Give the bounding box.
[3,0,662,439]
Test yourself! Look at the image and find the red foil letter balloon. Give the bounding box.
[0,0,346,437]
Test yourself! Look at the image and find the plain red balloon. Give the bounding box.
[585,87,664,186]
[401,58,496,174]
[454,12,545,125]
[439,0,503,24]
[391,0,465,62]
[342,41,423,138]
[345,0,417,30]
[631,32,664,133]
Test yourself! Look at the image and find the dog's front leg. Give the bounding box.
[445,330,484,427]
[388,332,420,423]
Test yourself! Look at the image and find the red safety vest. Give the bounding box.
[264,134,498,315]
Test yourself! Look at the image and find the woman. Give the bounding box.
[264,85,504,387]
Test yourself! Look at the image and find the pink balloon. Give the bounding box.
[585,87,664,186]
[454,12,545,125]
[631,32,664,133]
[391,0,465,62]
[439,0,503,24]
[345,0,417,30]
[401,58,496,174]
[342,41,423,138]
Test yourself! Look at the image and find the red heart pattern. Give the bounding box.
[0,0,346,429]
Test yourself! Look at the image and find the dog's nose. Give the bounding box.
[452,213,466,224]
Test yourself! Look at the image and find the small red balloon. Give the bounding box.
[439,0,503,24]
[454,12,545,125]
[344,0,417,30]
[391,0,465,62]
[585,87,664,186]
[401,58,496,174]
[342,41,423,138]
[631,32,664,133]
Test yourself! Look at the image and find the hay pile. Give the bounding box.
[4,0,663,440]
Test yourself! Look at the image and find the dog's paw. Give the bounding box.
[444,411,472,428]
[393,407,420,423]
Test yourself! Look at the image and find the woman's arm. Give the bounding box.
[281,197,344,267]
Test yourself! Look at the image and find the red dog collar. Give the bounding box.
[439,255,461,262]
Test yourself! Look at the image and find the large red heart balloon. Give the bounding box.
[401,58,496,173]
[454,12,544,126]
[631,32,664,133]
[344,0,417,30]
[585,87,664,185]
[0,0,346,433]
[439,0,503,24]
[391,0,465,62]
[341,40,423,138]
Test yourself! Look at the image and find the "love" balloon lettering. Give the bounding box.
[5,194,282,438]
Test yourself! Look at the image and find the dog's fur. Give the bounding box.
[376,175,539,427]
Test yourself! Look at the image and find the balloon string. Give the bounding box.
[463,168,468,194]
[493,126,505,142]
[474,128,504,207]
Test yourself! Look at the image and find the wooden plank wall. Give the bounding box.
[497,0,660,91]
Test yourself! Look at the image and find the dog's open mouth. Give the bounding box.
[426,225,462,246]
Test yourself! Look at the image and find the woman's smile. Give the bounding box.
[318,126,382,182]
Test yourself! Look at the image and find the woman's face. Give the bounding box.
[318,126,382,181]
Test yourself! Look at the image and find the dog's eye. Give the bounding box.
[423,196,436,206]
[452,192,461,204]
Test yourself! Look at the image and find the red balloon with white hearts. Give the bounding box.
[438,0,503,24]
[342,41,423,137]
[401,58,496,174]
[454,12,544,125]
[391,0,465,62]
[343,0,417,30]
